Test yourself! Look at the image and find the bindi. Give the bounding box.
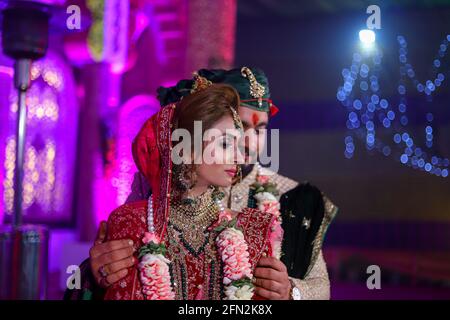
[252,113,259,126]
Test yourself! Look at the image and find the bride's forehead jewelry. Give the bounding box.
[241,66,265,107]
[190,72,213,94]
[227,105,244,132]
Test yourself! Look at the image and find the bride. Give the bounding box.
[103,75,283,300]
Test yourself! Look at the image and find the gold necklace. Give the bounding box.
[169,187,220,253]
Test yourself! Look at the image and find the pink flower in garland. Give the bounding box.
[260,202,280,217]
[139,254,175,300]
[218,209,233,223]
[142,232,160,244]
[254,192,281,217]
[216,228,253,285]
[256,175,270,184]
[209,209,234,231]
[268,220,283,259]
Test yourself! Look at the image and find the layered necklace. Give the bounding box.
[169,187,221,254]
[165,187,223,299]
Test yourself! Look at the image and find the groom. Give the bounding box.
[66,67,337,300]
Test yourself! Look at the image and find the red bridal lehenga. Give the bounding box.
[103,104,282,300]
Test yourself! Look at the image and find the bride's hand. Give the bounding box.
[253,257,291,300]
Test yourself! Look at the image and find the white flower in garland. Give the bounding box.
[224,283,254,300]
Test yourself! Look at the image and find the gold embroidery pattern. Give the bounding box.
[305,195,338,277]
[191,72,213,94]
[237,208,274,270]
[154,104,175,237]
[289,250,330,300]
[167,225,222,300]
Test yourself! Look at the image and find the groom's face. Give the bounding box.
[238,107,269,164]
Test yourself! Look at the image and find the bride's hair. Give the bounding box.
[171,83,240,197]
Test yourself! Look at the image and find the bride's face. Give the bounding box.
[194,115,242,188]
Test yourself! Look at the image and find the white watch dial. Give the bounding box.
[292,287,302,300]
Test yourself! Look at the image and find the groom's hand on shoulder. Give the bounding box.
[89,221,136,288]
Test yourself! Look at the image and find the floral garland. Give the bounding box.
[211,208,254,300]
[137,196,175,300]
[250,164,283,259]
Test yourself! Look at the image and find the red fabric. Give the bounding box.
[104,203,274,300]
[104,201,148,300]
[131,104,175,239]
[132,116,159,203]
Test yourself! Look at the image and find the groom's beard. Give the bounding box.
[241,145,258,179]
[242,145,258,164]
[241,163,255,180]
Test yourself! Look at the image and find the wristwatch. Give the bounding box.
[289,279,302,300]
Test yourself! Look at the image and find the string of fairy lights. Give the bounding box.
[336,34,449,178]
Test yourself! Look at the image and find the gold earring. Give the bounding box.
[237,165,243,183]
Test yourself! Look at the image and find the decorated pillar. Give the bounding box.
[185,0,237,75]
[66,0,129,241]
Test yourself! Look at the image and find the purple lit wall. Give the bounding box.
[0,61,13,225]
[185,0,237,73]
[114,95,159,207]
[90,94,160,226]
[0,51,78,225]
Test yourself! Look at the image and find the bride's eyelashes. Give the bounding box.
[216,134,236,150]
[221,138,233,149]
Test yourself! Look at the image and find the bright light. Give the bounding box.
[359,29,376,48]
